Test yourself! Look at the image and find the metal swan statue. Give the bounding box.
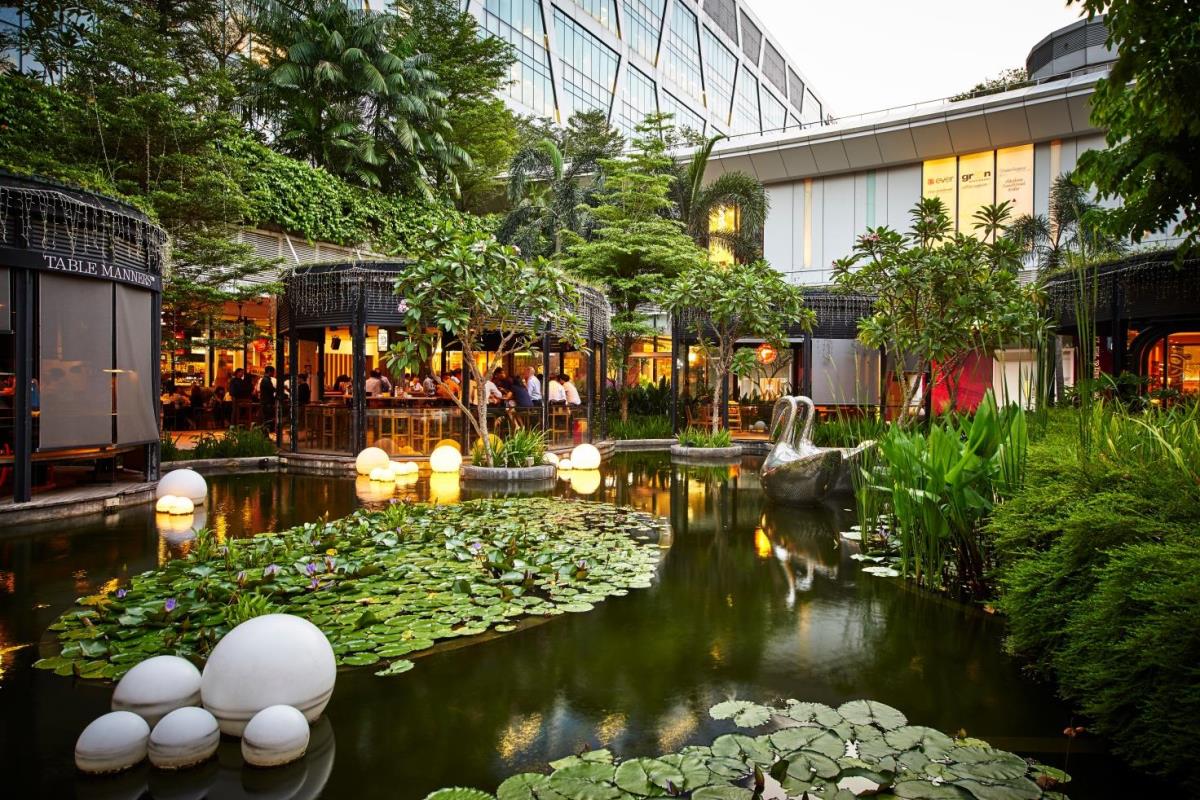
[759,396,876,504]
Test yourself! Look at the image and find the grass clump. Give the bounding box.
[676,427,733,448]
[470,428,546,468]
[609,415,673,440]
[190,426,277,459]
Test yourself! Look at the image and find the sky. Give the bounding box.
[751,0,1086,116]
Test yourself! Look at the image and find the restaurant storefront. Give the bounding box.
[0,174,166,503]
[278,262,611,456]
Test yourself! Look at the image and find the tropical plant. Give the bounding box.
[191,425,278,459]
[673,133,769,263]
[245,0,468,194]
[385,223,584,466]
[1068,0,1200,257]
[676,427,732,448]
[608,415,674,440]
[660,259,812,434]
[471,428,546,468]
[834,198,1042,422]
[1005,172,1126,275]
[498,110,623,257]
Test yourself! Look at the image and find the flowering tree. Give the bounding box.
[386,222,584,465]
[660,259,813,434]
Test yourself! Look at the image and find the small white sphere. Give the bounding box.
[75,711,150,774]
[753,420,767,432]
[149,707,220,770]
[113,655,202,726]
[354,447,390,476]
[570,469,601,496]
[156,495,179,513]
[169,497,195,516]
[368,467,394,483]
[429,445,462,473]
[200,614,336,737]
[570,444,602,470]
[558,458,573,471]
[401,461,420,474]
[241,705,310,768]
[542,452,559,466]
[157,469,208,505]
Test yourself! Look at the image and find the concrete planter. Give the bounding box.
[461,464,557,482]
[669,444,744,462]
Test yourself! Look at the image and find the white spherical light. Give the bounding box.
[558,458,573,471]
[241,705,310,768]
[570,469,601,496]
[543,452,559,466]
[148,706,220,770]
[427,472,460,505]
[354,447,390,476]
[753,420,767,432]
[168,497,195,516]
[200,614,335,737]
[570,444,601,470]
[155,495,178,514]
[157,469,208,504]
[112,655,202,727]
[75,711,150,774]
[429,444,462,473]
[368,467,394,483]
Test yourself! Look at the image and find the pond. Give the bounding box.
[0,454,1144,798]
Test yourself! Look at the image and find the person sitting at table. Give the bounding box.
[295,374,312,406]
[562,373,582,406]
[546,373,565,404]
[509,374,534,408]
[483,369,505,406]
[228,368,252,401]
[523,366,542,403]
[365,370,384,396]
[436,372,458,399]
[422,372,437,395]
[208,385,230,426]
[259,366,277,432]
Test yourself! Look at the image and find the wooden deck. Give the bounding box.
[0,476,156,527]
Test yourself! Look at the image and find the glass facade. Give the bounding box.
[616,65,659,140]
[663,1,704,103]
[553,8,620,121]
[622,0,665,63]
[702,26,737,128]
[733,65,761,134]
[761,89,787,133]
[662,90,705,135]
[568,0,618,34]
[482,0,556,117]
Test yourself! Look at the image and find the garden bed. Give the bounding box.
[36,497,666,681]
[669,444,744,462]
[460,464,556,482]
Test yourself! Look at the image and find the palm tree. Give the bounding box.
[1006,171,1125,274]
[673,134,769,263]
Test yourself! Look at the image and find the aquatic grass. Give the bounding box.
[425,698,1070,799]
[472,428,547,468]
[677,427,733,448]
[36,498,665,681]
[190,425,277,459]
[609,414,674,440]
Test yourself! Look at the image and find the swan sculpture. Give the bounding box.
[759,396,875,504]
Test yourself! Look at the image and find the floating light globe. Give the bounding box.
[557,458,573,471]
[569,469,601,496]
[368,467,394,483]
[155,495,179,514]
[157,469,208,504]
[354,447,390,476]
[389,460,418,476]
[570,444,601,470]
[200,614,336,737]
[112,655,202,727]
[427,472,460,505]
[355,476,394,504]
[433,439,461,452]
[752,420,767,432]
[75,711,150,774]
[148,706,219,770]
[171,497,195,516]
[543,452,559,466]
[429,444,462,473]
[241,705,310,768]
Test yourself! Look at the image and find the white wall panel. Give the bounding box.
[764,183,795,272]
[821,174,855,280]
[886,164,920,230]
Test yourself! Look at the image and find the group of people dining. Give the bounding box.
[483,367,582,408]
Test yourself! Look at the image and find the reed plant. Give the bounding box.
[609,415,674,440]
[676,426,732,448]
[471,428,547,468]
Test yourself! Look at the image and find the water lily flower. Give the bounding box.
[115,589,127,600]
[236,571,246,586]
[306,562,318,576]
[164,598,177,613]
[468,542,483,555]
[263,564,279,577]
[309,576,320,591]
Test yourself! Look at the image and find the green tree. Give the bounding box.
[833,199,1042,422]
[1069,0,1200,255]
[498,110,623,257]
[673,134,769,263]
[385,223,584,466]
[660,259,812,434]
[560,114,707,422]
[1005,171,1126,275]
[246,0,467,194]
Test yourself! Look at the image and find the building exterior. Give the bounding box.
[462,0,827,138]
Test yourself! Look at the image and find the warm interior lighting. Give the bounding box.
[754,528,771,559]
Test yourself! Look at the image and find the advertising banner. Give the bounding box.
[996,144,1035,222]
[957,150,995,237]
[922,156,957,216]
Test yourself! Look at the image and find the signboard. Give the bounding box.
[996,144,1034,222]
[922,157,957,215]
[0,247,161,292]
[957,150,995,238]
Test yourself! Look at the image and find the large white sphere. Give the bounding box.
[429,445,462,473]
[157,469,208,504]
[156,495,179,513]
[354,447,390,476]
[149,706,220,770]
[168,497,195,516]
[112,655,202,726]
[76,711,150,774]
[241,705,310,768]
[570,444,602,470]
[200,614,336,737]
[570,469,601,496]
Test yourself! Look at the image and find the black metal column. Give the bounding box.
[288,328,299,452]
[669,315,680,435]
[541,332,551,433]
[351,285,367,453]
[316,336,325,403]
[12,269,34,503]
[148,287,163,482]
[274,311,285,449]
[585,319,594,443]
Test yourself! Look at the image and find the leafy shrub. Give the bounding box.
[609,415,673,440]
[676,427,732,448]
[810,413,888,448]
[160,434,185,462]
[471,428,546,468]
[605,379,671,418]
[190,426,277,459]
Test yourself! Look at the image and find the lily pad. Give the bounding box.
[837,700,908,731]
[612,758,685,795]
[709,700,773,728]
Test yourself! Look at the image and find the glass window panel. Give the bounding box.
[663,1,703,102]
[483,0,556,117]
[661,90,704,135]
[738,9,761,64]
[115,285,157,445]
[567,0,617,33]
[762,41,786,94]
[802,87,822,124]
[733,65,760,134]
[701,26,736,127]
[38,275,113,450]
[553,7,619,121]
[787,67,805,113]
[761,89,786,133]
[621,0,664,63]
[616,65,658,140]
[704,0,738,44]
